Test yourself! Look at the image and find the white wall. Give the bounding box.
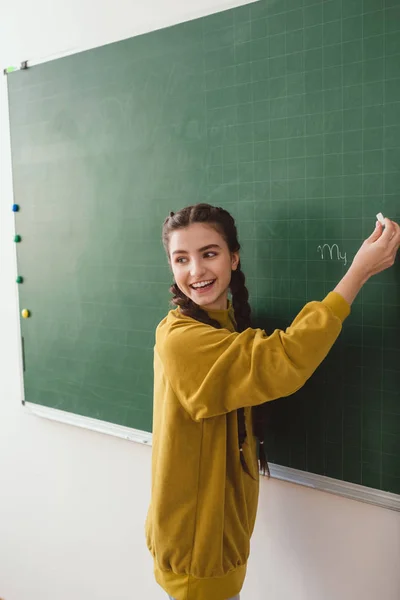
[1,1,399,599]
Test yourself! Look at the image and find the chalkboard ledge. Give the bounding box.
[23,402,152,445]
[269,463,400,513]
[23,402,399,512]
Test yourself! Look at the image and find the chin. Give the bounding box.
[197,298,216,307]
[186,293,211,308]
[190,295,213,306]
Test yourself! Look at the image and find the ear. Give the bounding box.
[231,252,240,271]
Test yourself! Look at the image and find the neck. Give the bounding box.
[201,291,229,312]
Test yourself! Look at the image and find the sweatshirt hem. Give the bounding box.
[154,561,247,600]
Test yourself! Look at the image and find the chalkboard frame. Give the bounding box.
[5,0,400,509]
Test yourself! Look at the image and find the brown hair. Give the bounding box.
[162,203,269,478]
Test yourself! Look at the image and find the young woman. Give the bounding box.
[145,203,399,600]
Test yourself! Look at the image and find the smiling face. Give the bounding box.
[169,222,239,311]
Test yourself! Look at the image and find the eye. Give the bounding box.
[175,257,188,264]
[204,251,217,258]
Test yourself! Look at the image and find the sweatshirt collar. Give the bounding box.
[205,301,236,331]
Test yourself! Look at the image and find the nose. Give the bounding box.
[190,257,206,279]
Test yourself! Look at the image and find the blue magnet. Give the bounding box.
[12,204,19,212]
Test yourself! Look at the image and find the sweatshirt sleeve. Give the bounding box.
[157,292,350,420]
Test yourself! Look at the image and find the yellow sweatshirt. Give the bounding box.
[145,292,350,600]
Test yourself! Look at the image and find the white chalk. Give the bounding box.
[376,212,385,226]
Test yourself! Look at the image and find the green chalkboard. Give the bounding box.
[8,0,400,493]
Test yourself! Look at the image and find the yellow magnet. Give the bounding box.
[21,309,30,318]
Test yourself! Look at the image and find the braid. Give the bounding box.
[230,267,251,332]
[163,203,269,478]
[230,267,270,477]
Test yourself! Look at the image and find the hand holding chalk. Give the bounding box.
[334,215,400,305]
[351,215,400,280]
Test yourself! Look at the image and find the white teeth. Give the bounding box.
[192,280,214,289]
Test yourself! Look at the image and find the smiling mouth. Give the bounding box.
[190,279,216,291]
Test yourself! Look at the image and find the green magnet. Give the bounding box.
[16,276,23,284]
[14,234,21,243]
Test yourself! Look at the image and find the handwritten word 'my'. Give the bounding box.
[317,244,347,266]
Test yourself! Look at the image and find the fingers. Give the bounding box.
[387,220,400,245]
[380,218,396,242]
[377,219,400,254]
[385,220,400,265]
[393,220,400,241]
[368,221,383,243]
[392,222,400,252]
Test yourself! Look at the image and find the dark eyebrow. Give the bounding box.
[172,244,221,256]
